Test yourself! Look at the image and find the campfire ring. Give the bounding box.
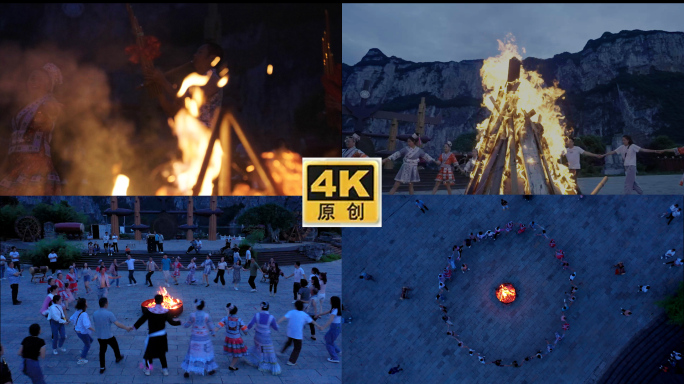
[439,221,581,366]
[141,299,183,318]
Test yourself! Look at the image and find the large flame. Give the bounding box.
[496,283,516,304]
[166,71,225,195]
[473,34,576,194]
[112,174,130,195]
[144,286,182,310]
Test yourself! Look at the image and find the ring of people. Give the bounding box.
[437,222,580,366]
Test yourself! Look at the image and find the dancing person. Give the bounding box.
[620,308,632,316]
[232,246,241,265]
[160,254,171,288]
[562,137,602,186]
[662,248,676,260]
[665,208,681,225]
[268,262,284,297]
[220,238,231,255]
[69,298,95,365]
[214,256,227,286]
[217,303,248,371]
[82,263,92,294]
[0,253,5,280]
[297,279,317,340]
[0,63,63,195]
[144,257,158,287]
[186,239,198,254]
[7,261,22,305]
[638,285,650,293]
[664,258,683,268]
[614,262,626,275]
[132,294,182,376]
[415,199,429,213]
[602,135,665,194]
[181,299,218,377]
[245,301,281,375]
[501,199,509,210]
[56,271,75,310]
[245,246,252,262]
[93,266,120,300]
[432,141,458,195]
[40,285,59,317]
[285,261,306,303]
[317,296,342,363]
[108,259,120,288]
[47,295,68,354]
[247,257,260,292]
[342,133,368,158]
[200,254,216,287]
[186,258,198,285]
[92,298,130,374]
[383,133,436,195]
[18,324,47,384]
[172,257,183,285]
[388,365,403,374]
[278,301,322,366]
[231,259,247,291]
[317,272,328,314]
[120,254,142,286]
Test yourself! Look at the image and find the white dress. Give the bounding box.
[388,146,434,183]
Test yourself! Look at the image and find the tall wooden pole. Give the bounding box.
[134,197,141,241]
[385,118,398,170]
[187,197,194,241]
[110,197,119,236]
[416,97,426,146]
[209,196,217,241]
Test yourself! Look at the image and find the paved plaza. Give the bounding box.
[0,259,342,384]
[343,195,683,384]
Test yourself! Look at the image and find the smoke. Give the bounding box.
[0,41,136,195]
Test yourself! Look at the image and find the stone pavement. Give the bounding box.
[0,260,341,384]
[342,195,683,384]
[388,174,684,195]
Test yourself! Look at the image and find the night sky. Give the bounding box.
[343,4,684,64]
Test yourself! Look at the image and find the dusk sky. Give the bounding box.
[343,4,684,65]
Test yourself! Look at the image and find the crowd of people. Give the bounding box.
[0,252,342,383]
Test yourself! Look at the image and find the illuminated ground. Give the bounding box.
[0,260,341,384]
[342,195,683,384]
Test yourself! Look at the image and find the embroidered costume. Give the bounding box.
[181,310,218,375]
[245,311,281,375]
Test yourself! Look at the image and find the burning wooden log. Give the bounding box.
[466,57,577,195]
[591,176,609,195]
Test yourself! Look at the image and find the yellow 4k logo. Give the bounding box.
[302,158,381,227]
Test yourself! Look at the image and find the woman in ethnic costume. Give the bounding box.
[342,133,367,158]
[244,301,281,375]
[382,133,436,195]
[216,303,248,371]
[0,63,63,195]
[186,258,197,285]
[432,141,458,195]
[181,299,218,377]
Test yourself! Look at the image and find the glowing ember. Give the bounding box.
[267,64,273,75]
[496,283,516,304]
[143,286,182,310]
[262,149,302,195]
[471,34,577,194]
[112,174,130,195]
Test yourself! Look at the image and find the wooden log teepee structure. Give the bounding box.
[465,57,576,195]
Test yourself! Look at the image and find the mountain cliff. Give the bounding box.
[343,30,684,155]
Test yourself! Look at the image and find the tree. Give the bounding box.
[31,202,88,225]
[26,237,82,269]
[236,204,294,243]
[657,282,684,326]
[0,204,27,240]
[649,135,678,151]
[452,132,477,153]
